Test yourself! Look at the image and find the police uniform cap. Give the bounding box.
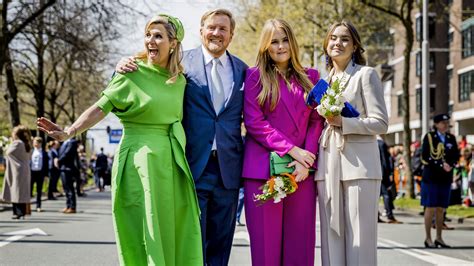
[433,113,450,123]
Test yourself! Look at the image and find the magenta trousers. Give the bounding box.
[244,177,317,266]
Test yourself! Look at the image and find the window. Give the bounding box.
[447,69,452,98]
[430,87,435,111]
[416,88,421,113]
[416,52,421,76]
[416,15,435,42]
[397,94,403,117]
[429,53,435,72]
[462,25,473,58]
[416,52,435,77]
[448,31,453,64]
[459,70,473,102]
[417,86,436,113]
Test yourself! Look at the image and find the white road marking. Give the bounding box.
[233,230,250,243]
[0,228,47,248]
[378,237,473,265]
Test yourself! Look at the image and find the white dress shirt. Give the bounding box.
[31,148,43,171]
[201,45,234,151]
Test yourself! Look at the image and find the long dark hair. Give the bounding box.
[12,125,31,152]
[323,20,366,71]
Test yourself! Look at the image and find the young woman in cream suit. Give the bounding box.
[315,20,388,266]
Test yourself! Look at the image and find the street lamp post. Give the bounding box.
[421,0,430,136]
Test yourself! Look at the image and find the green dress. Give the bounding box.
[95,61,202,266]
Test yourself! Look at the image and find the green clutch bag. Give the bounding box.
[270,152,295,176]
[269,151,316,176]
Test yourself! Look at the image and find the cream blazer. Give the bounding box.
[316,63,388,182]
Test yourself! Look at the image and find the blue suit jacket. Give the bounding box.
[58,138,80,177]
[182,47,248,189]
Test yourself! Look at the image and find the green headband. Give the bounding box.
[158,14,185,42]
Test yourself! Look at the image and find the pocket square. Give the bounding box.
[239,83,245,91]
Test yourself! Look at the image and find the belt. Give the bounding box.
[210,150,218,158]
[123,126,169,136]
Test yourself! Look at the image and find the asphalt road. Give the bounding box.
[1,190,473,265]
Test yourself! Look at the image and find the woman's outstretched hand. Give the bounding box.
[37,117,70,141]
[116,56,138,74]
[288,146,316,168]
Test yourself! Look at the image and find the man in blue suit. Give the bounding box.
[116,9,247,265]
[58,137,80,214]
[182,9,247,265]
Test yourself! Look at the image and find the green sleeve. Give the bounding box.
[95,73,134,115]
[95,96,114,115]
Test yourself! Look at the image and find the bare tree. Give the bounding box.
[10,1,144,134]
[1,0,56,126]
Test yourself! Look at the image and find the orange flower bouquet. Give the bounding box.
[254,173,298,203]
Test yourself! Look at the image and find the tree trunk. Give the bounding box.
[35,0,46,139]
[0,0,9,76]
[49,93,57,123]
[4,49,21,126]
[402,4,415,199]
[69,88,76,122]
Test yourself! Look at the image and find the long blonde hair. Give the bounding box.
[255,19,314,111]
[135,15,184,83]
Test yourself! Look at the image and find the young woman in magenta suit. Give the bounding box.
[315,20,388,266]
[242,18,325,266]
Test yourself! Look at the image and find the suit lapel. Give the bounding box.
[341,64,361,105]
[278,77,300,131]
[189,48,214,111]
[219,52,241,115]
[329,63,357,91]
[339,63,356,89]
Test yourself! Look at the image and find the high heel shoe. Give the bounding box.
[434,240,451,248]
[424,240,436,248]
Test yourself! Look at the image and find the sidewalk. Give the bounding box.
[386,204,474,226]
[0,186,95,212]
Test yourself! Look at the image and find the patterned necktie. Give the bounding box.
[211,58,225,114]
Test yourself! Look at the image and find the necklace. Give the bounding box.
[332,71,349,86]
[328,65,355,91]
[275,66,292,90]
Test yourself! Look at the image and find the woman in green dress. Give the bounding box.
[37,14,202,266]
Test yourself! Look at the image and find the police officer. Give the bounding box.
[421,114,459,248]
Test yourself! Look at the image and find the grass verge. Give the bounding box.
[392,197,474,218]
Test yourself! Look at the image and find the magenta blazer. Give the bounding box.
[242,67,325,180]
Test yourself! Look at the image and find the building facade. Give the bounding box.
[383,0,473,145]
